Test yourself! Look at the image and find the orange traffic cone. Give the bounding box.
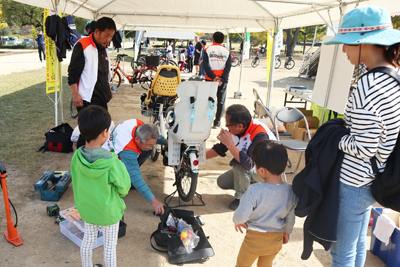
[1,162,23,246]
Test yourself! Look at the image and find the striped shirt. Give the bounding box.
[339,69,400,187]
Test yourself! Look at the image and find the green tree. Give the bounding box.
[0,0,44,28]
[250,31,268,48]
[284,28,300,56]
[393,15,400,29]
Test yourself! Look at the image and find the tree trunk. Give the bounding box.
[284,28,300,57]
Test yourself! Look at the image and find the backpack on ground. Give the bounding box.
[37,123,74,153]
[368,67,400,212]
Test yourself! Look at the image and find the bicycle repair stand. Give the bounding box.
[164,190,205,209]
[0,161,23,246]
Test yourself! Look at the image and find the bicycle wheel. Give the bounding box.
[232,57,240,67]
[275,57,281,69]
[167,60,177,66]
[176,153,198,202]
[70,98,78,118]
[285,59,295,70]
[131,56,145,70]
[139,68,155,90]
[110,70,122,89]
[251,58,260,68]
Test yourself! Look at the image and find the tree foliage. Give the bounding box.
[297,25,326,43]
[0,0,44,28]
[393,15,400,30]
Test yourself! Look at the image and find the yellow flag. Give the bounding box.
[44,9,62,94]
[266,29,274,86]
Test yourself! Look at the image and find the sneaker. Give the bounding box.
[229,199,240,210]
[93,264,103,267]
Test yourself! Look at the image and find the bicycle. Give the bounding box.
[110,54,158,91]
[152,50,178,66]
[231,52,242,67]
[251,52,260,68]
[274,55,295,70]
[284,55,295,70]
[275,55,281,69]
[130,54,146,70]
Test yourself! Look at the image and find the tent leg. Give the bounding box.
[266,24,278,108]
[234,27,246,99]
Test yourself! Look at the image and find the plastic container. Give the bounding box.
[370,207,400,267]
[59,207,127,248]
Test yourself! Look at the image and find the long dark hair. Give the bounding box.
[378,43,400,67]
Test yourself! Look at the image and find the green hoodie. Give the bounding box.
[71,147,130,226]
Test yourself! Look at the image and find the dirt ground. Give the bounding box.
[1,54,385,267]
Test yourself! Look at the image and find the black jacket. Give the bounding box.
[292,118,349,260]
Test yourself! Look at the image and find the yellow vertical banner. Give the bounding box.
[44,9,61,94]
[266,29,274,86]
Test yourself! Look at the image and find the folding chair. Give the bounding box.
[274,106,312,175]
[254,100,292,138]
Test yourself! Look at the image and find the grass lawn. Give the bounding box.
[0,66,75,174]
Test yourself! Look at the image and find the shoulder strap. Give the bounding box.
[365,66,400,84]
[368,67,400,172]
[150,230,168,253]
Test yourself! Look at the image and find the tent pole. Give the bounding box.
[54,0,59,126]
[321,6,346,125]
[266,23,278,108]
[234,28,246,99]
[305,26,318,78]
[122,25,125,83]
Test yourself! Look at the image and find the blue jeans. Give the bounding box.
[199,62,205,76]
[330,182,376,267]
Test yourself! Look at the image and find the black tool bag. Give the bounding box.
[37,123,74,153]
[150,209,214,264]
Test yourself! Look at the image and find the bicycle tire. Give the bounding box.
[232,57,240,67]
[131,56,146,70]
[275,57,281,69]
[167,60,177,66]
[176,153,198,202]
[110,70,122,89]
[70,98,78,119]
[285,59,295,70]
[251,58,260,68]
[139,68,155,90]
[151,119,161,162]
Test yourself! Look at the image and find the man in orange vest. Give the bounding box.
[202,31,232,128]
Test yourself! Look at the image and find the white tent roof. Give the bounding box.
[143,31,198,39]
[13,0,400,33]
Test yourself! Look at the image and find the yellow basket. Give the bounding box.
[151,65,181,97]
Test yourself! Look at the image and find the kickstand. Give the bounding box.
[164,189,205,209]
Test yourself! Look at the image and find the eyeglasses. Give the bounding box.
[141,141,155,149]
[225,123,237,127]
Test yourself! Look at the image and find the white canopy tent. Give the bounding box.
[143,31,198,40]
[12,0,400,121]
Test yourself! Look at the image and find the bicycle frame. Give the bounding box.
[112,59,157,84]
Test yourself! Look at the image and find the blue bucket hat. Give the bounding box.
[324,6,400,46]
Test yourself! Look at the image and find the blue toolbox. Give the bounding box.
[34,171,72,201]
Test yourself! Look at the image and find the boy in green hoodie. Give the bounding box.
[71,105,130,267]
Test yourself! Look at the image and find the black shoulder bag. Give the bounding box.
[368,67,400,212]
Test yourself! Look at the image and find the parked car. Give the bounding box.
[22,38,34,47]
[0,36,8,45]
[7,37,18,45]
